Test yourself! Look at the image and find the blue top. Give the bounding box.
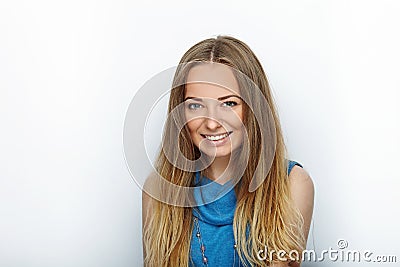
[189,160,303,267]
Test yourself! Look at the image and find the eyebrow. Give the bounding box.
[184,94,242,101]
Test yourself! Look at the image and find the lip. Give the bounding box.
[200,131,233,146]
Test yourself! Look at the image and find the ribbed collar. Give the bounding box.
[192,171,238,226]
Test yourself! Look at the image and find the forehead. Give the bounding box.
[185,63,240,98]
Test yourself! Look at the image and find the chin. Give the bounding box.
[200,148,233,159]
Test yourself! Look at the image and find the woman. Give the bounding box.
[142,35,314,266]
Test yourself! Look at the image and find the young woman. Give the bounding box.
[142,36,314,266]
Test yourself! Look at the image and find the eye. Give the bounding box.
[187,103,203,110]
[222,101,238,107]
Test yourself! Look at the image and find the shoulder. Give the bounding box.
[289,165,314,206]
[285,160,315,211]
[288,164,313,188]
[287,163,314,240]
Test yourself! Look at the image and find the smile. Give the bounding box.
[201,131,233,141]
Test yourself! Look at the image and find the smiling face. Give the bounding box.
[184,63,244,159]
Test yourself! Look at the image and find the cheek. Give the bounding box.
[232,109,244,129]
[186,119,202,134]
[237,106,244,122]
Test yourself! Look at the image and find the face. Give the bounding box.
[184,63,244,159]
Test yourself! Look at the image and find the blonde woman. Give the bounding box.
[142,36,314,266]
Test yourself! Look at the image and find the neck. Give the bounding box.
[204,155,233,185]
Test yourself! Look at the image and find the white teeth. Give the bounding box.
[205,133,229,141]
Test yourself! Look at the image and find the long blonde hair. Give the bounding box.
[143,35,305,266]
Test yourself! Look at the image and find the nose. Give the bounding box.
[205,106,222,130]
[205,117,222,130]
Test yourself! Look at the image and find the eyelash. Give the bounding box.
[187,101,238,110]
[222,101,238,107]
[187,103,203,110]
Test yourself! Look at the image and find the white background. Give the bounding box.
[1,0,399,266]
